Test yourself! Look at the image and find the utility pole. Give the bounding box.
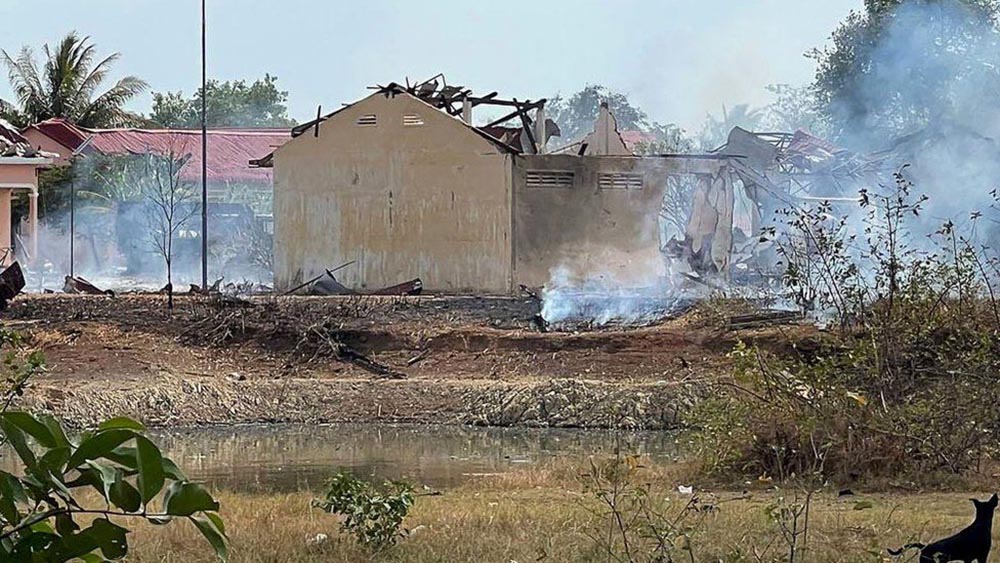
[69,171,74,278]
[200,0,209,289]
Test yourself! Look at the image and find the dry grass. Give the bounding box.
[120,458,1000,562]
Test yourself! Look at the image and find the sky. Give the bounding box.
[0,0,862,131]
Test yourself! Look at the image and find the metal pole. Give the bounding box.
[69,171,75,278]
[200,0,208,289]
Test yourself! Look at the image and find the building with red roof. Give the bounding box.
[21,119,289,211]
[0,119,57,265]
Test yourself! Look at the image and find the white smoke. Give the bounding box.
[829,0,1000,227]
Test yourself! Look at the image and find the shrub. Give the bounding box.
[686,172,1000,485]
[580,453,704,562]
[313,470,413,551]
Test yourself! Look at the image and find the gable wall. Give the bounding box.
[21,129,71,165]
[273,93,514,292]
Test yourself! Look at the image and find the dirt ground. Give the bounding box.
[2,293,799,429]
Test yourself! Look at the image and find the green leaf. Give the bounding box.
[1,418,37,471]
[0,472,25,525]
[84,460,119,501]
[205,511,226,537]
[853,500,874,510]
[66,429,137,469]
[190,514,228,560]
[38,414,71,448]
[0,471,27,505]
[55,512,79,537]
[64,466,103,491]
[38,446,71,475]
[31,520,55,534]
[110,474,142,513]
[85,518,128,560]
[161,456,187,481]
[98,417,146,432]
[10,529,58,558]
[2,412,58,448]
[135,436,165,504]
[104,446,138,470]
[164,482,220,516]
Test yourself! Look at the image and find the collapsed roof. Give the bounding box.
[0,119,54,160]
[288,74,560,155]
[714,127,885,199]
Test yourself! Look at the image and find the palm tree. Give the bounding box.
[698,103,766,150]
[0,32,147,128]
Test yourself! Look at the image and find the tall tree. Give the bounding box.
[697,103,766,149]
[149,74,296,128]
[810,0,1000,147]
[547,84,691,151]
[142,150,198,309]
[761,84,828,137]
[0,32,147,128]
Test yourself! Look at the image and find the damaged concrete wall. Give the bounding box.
[512,155,729,288]
[272,92,514,292]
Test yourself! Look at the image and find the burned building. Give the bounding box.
[256,77,756,294]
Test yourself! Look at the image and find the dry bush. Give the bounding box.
[686,172,1000,486]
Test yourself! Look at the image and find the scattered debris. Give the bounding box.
[335,344,406,379]
[0,262,25,310]
[406,349,430,366]
[63,275,114,297]
[678,272,726,291]
[306,533,329,547]
[309,271,354,296]
[372,278,422,296]
[0,119,51,159]
[222,280,272,296]
[190,278,224,295]
[283,261,356,296]
[519,284,541,301]
[308,326,406,379]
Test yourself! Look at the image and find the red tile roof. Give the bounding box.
[87,128,290,183]
[27,118,89,151]
[619,130,657,152]
[25,118,290,184]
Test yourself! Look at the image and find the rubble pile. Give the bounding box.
[0,119,43,158]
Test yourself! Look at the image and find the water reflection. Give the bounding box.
[147,424,678,492]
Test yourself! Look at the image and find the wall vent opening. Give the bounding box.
[525,170,574,189]
[356,114,378,126]
[598,172,644,190]
[403,114,424,126]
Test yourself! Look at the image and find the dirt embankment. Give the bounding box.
[3,294,801,429]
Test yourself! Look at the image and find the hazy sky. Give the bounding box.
[0,0,862,130]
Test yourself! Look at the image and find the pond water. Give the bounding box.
[144,424,679,492]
